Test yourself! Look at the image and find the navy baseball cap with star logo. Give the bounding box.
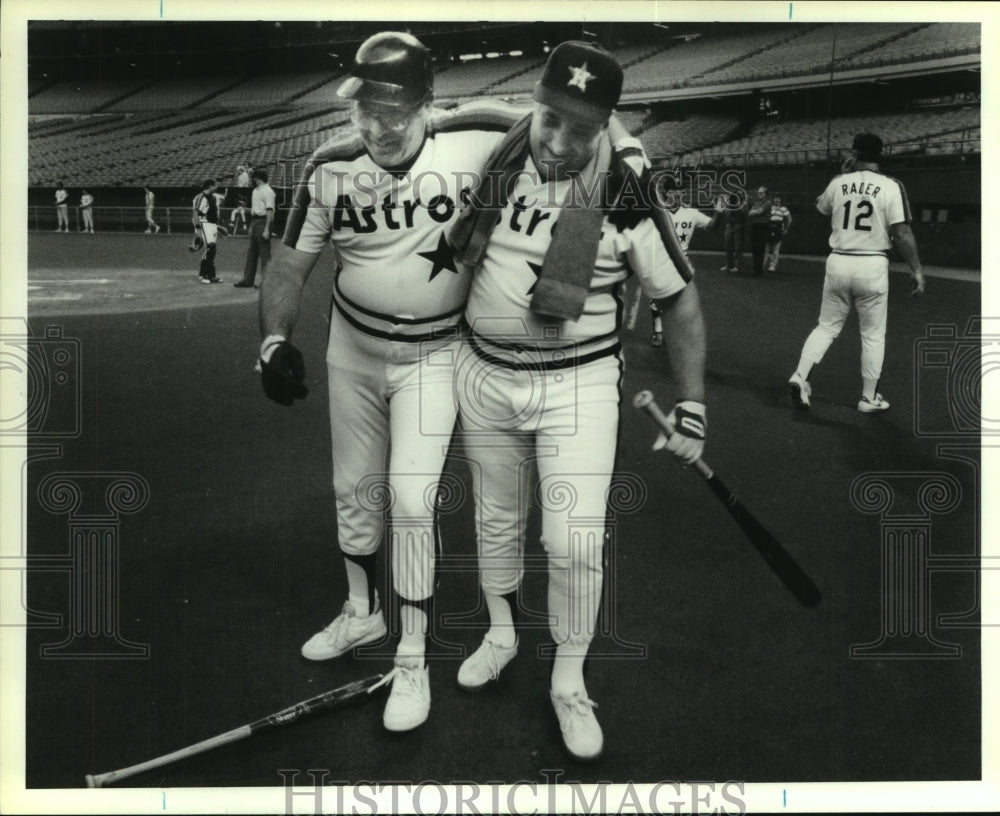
[533,40,624,124]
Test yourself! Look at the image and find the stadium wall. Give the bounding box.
[27,160,982,269]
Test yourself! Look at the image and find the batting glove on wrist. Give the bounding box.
[259,338,308,406]
[653,400,706,464]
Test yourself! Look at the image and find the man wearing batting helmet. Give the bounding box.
[257,31,648,735]
[788,132,925,412]
[450,41,707,761]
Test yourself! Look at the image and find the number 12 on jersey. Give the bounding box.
[841,199,873,232]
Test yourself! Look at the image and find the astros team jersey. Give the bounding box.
[284,100,523,339]
[465,152,689,354]
[816,169,910,255]
[669,207,712,255]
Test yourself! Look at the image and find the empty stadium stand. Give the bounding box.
[26,22,982,193]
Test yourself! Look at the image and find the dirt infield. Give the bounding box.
[19,231,984,789]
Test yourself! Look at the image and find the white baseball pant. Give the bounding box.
[799,252,889,382]
[326,305,460,602]
[456,341,621,649]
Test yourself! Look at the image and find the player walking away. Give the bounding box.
[193,179,223,283]
[256,30,644,737]
[234,170,275,288]
[229,198,248,235]
[764,193,792,273]
[450,41,707,762]
[719,190,748,273]
[143,186,160,234]
[788,132,924,413]
[747,186,772,276]
[54,181,69,232]
[79,190,95,233]
[636,186,722,346]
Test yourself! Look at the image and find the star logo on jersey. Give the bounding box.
[526,260,543,295]
[417,232,459,282]
[678,231,689,244]
[567,63,595,92]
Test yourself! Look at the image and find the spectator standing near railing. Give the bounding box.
[719,191,748,273]
[764,193,792,273]
[78,190,95,233]
[54,181,70,233]
[747,186,772,276]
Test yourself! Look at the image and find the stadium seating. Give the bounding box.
[436,55,545,97]
[26,22,983,190]
[837,22,981,69]
[622,27,798,91]
[695,23,926,85]
[27,79,152,114]
[686,107,981,166]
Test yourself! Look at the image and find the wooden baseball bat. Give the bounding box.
[633,391,821,608]
[84,673,385,788]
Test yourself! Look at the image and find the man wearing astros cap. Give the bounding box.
[451,41,708,761]
[257,32,650,737]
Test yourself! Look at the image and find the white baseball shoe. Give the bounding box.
[858,394,890,413]
[300,594,387,661]
[550,689,603,761]
[375,657,430,731]
[788,372,811,409]
[457,636,518,692]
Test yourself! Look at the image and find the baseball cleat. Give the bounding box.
[650,331,663,348]
[550,689,603,762]
[457,636,518,692]
[300,594,387,661]
[858,393,890,413]
[788,372,811,409]
[376,657,430,732]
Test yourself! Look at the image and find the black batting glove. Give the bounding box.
[259,337,308,406]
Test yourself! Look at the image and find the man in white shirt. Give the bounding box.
[789,132,924,413]
[234,170,275,288]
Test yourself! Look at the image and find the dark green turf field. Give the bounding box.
[21,232,982,788]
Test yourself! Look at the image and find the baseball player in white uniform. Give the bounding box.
[450,41,707,762]
[789,132,924,412]
[193,179,223,284]
[256,32,647,735]
[257,32,524,733]
[628,186,721,344]
[144,187,160,234]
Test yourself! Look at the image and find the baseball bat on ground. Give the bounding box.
[632,391,821,608]
[84,673,385,788]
